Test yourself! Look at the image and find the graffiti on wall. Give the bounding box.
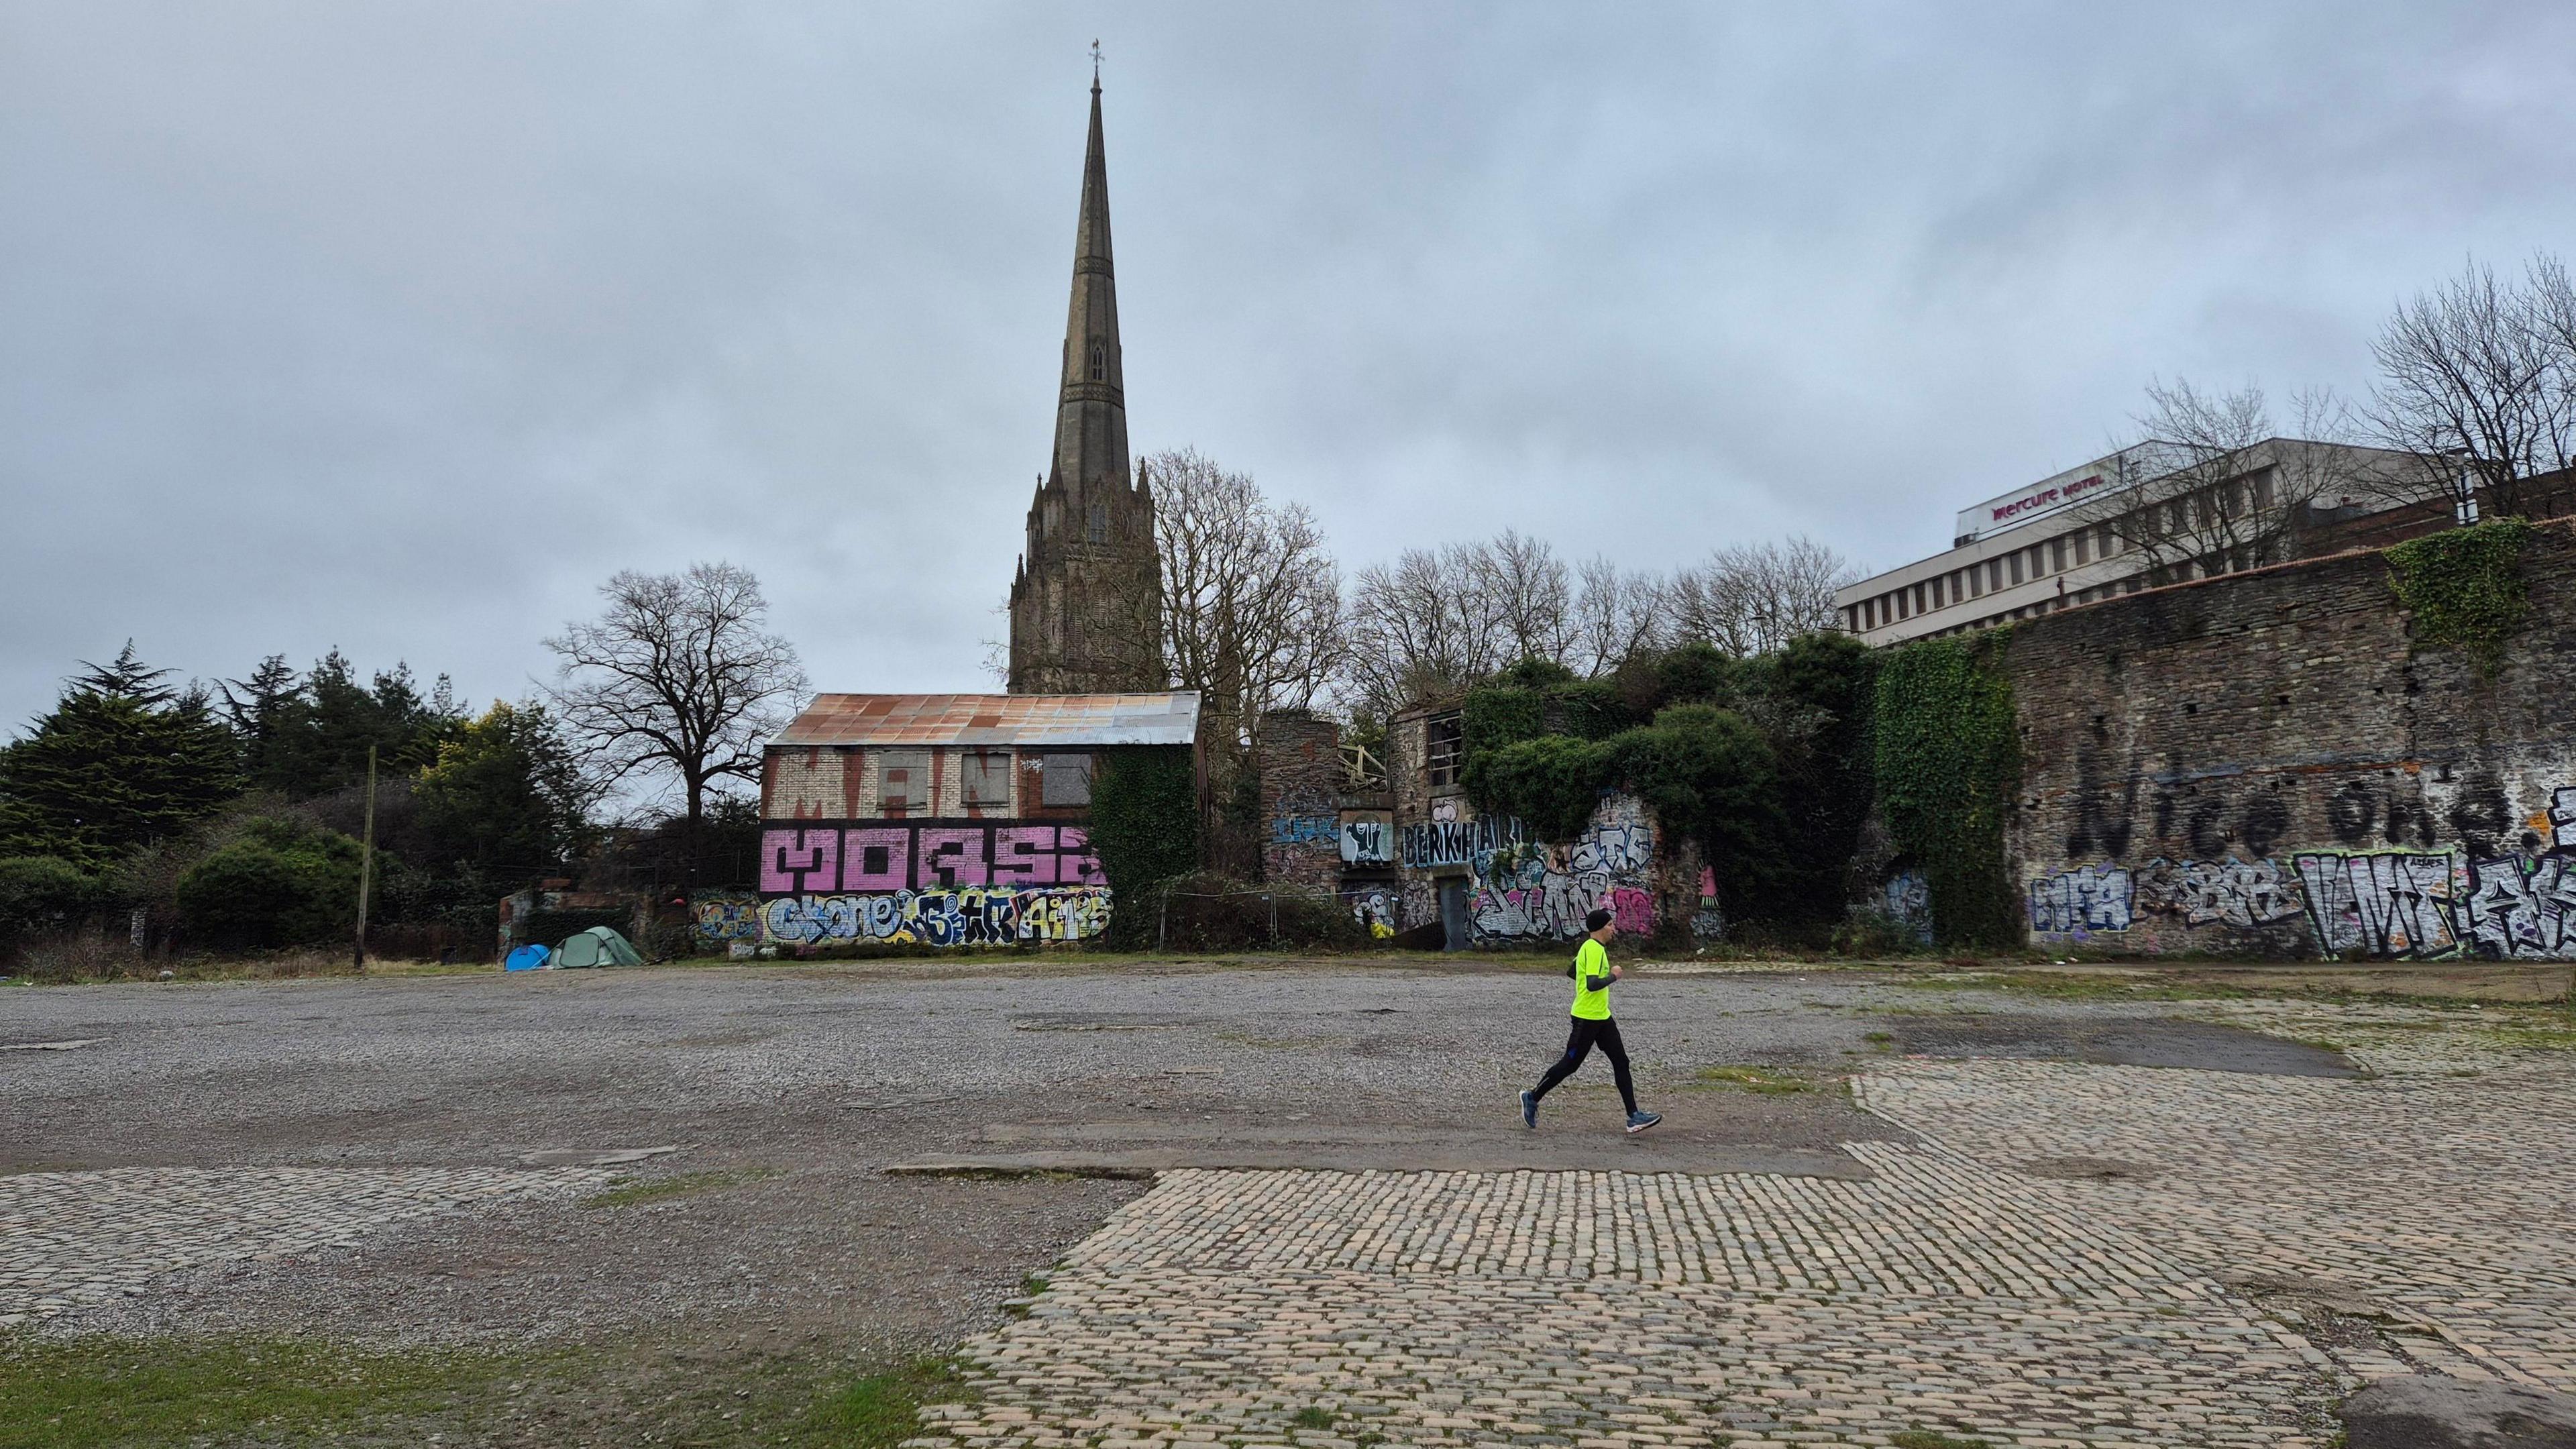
[2136,857,2303,928]
[1340,812,1391,865]
[2459,787,2576,959]
[1466,797,1657,941]
[1344,885,1397,938]
[762,885,1110,947]
[759,821,1104,894]
[2461,855,2576,957]
[1691,865,1727,941]
[2294,851,2460,959]
[2029,864,2135,935]
[1403,814,1523,869]
[691,893,761,953]
[1862,869,1932,945]
[1270,815,1336,845]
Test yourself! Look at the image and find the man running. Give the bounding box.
[1520,906,1660,1134]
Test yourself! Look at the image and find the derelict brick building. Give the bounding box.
[754,692,1199,948]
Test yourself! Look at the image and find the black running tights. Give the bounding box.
[1531,1016,1636,1114]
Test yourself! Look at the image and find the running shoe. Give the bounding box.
[1519,1090,1539,1129]
[1625,1110,1662,1134]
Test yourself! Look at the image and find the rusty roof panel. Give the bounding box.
[771,692,1202,748]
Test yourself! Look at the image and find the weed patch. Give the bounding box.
[0,1333,503,1449]
[788,1357,980,1449]
[1690,1065,1819,1095]
[582,1167,782,1210]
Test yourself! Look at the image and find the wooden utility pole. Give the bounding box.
[354,743,378,970]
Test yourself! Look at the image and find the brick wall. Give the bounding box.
[2006,519,2576,959]
[1258,710,1344,894]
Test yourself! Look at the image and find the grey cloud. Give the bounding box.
[5,2,2575,729]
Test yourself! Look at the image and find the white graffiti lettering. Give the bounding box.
[759,886,1111,948]
[2293,851,2458,959]
[2028,864,2134,934]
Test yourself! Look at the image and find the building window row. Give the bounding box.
[1849,522,2127,633]
[862,748,1094,818]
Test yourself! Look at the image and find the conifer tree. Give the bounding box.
[0,646,241,867]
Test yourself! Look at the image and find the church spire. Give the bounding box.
[1048,60,1128,496]
[1008,63,1165,696]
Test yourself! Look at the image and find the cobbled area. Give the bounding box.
[910,1008,2576,1449]
[0,1165,604,1327]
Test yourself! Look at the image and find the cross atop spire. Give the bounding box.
[1091,39,1102,93]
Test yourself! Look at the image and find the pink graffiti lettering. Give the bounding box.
[843,827,910,890]
[916,828,988,888]
[759,828,840,893]
[992,825,1062,886]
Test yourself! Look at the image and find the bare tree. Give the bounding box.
[1126,448,1344,756]
[1342,542,1513,721]
[1570,555,1670,676]
[1471,530,1576,666]
[2363,256,2576,520]
[544,562,808,825]
[2067,379,2392,586]
[1665,536,1858,656]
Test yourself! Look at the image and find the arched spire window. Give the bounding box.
[1089,344,1106,382]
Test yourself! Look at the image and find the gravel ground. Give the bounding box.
[1,958,2351,1347]
[0,957,2375,1445]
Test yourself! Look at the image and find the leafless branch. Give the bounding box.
[542,561,808,823]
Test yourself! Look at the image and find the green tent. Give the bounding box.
[553,925,643,969]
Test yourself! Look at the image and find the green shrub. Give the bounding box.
[0,855,105,959]
[175,816,360,949]
[1462,684,1549,759]
[1465,734,1617,842]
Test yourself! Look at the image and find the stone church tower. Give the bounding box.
[1007,74,1167,694]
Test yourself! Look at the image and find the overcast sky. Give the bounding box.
[6,3,2575,734]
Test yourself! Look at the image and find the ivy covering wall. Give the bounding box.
[1087,745,1200,949]
[1871,631,2021,949]
[1460,635,1877,941]
[2386,517,2535,679]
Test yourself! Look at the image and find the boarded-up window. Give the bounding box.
[1042,753,1093,806]
[879,751,930,817]
[962,753,1012,809]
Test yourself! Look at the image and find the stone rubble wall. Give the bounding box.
[2005,517,2576,960]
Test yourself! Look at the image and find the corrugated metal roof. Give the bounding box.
[772,692,1202,748]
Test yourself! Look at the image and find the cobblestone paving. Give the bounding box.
[0,1166,604,1328]
[910,1008,2576,1449]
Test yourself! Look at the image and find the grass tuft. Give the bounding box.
[792,1357,980,1449]
[1690,1065,1817,1095]
[0,1333,499,1449]
[1290,1405,1338,1430]
[580,1168,781,1210]
[1890,1431,1992,1449]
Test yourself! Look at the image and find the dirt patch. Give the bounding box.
[1885,1014,2362,1076]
